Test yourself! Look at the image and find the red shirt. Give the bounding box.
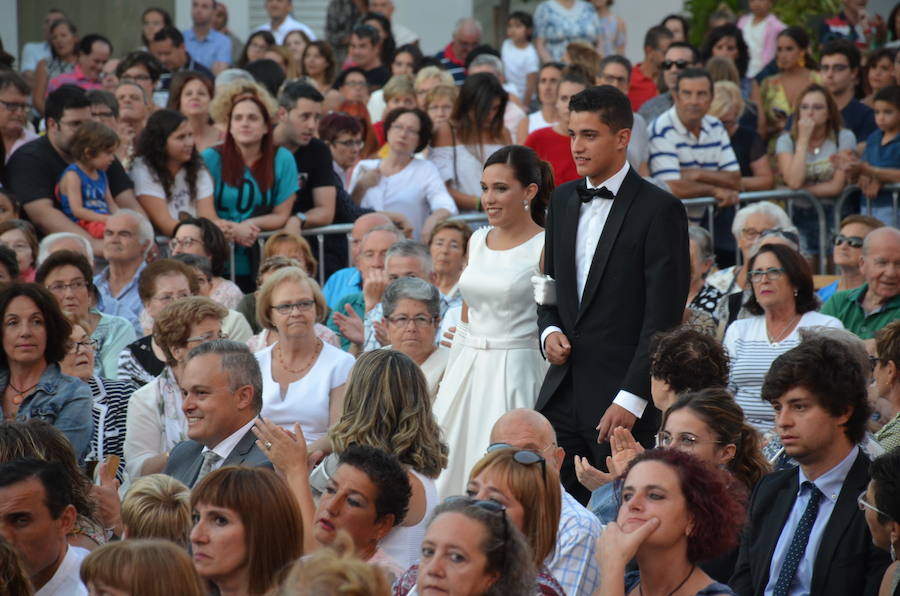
[524,126,578,185]
[627,63,658,112]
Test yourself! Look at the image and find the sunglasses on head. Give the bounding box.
[443,496,508,566]
[486,443,548,487]
[833,234,864,248]
[662,59,689,70]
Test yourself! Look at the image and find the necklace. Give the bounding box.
[767,313,801,344]
[276,340,322,377]
[638,564,696,596]
[7,380,38,401]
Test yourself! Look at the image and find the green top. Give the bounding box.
[875,412,900,452]
[820,283,900,339]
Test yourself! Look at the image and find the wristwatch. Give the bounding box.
[295,212,308,227]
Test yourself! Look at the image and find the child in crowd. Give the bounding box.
[57,120,120,238]
[737,0,787,79]
[836,84,900,225]
[501,11,540,108]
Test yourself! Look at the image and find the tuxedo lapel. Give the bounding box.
[756,474,799,592]
[576,169,639,324]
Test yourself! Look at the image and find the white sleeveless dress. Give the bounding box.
[433,227,548,499]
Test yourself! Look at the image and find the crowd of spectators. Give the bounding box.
[0,0,900,595]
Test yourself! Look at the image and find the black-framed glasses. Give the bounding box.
[47,279,89,293]
[68,338,99,354]
[833,234,864,249]
[485,444,547,487]
[748,267,786,283]
[170,237,204,250]
[386,314,435,328]
[662,59,689,70]
[857,491,890,518]
[443,496,508,566]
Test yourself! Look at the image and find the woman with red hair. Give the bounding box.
[202,81,297,289]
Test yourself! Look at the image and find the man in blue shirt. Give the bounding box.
[730,337,890,596]
[821,39,876,151]
[322,212,392,309]
[150,27,214,93]
[183,0,232,72]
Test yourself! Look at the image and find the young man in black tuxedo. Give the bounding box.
[536,84,690,504]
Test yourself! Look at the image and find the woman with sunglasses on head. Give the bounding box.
[724,244,842,439]
[817,215,883,303]
[595,448,745,596]
[859,448,900,596]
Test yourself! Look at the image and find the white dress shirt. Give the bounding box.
[201,417,258,473]
[541,161,649,417]
[36,545,88,596]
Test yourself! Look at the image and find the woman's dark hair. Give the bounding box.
[427,497,537,595]
[141,7,173,47]
[334,66,368,91]
[871,448,900,524]
[761,335,869,444]
[116,51,164,84]
[245,59,286,98]
[452,72,508,147]
[383,107,432,153]
[0,284,71,366]
[618,449,745,564]
[362,12,395,68]
[862,48,897,97]
[172,217,229,277]
[318,111,363,143]
[508,11,534,41]
[777,26,817,70]
[35,250,94,293]
[337,445,411,527]
[135,110,205,210]
[392,44,423,73]
[49,19,78,59]
[649,325,729,393]
[700,24,749,78]
[483,145,554,227]
[662,388,770,493]
[744,244,816,316]
[890,3,900,43]
[0,246,18,281]
[300,40,337,86]
[166,70,214,113]
[171,253,213,280]
[238,31,276,68]
[661,14,690,40]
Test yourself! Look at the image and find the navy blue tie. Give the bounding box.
[772,481,823,596]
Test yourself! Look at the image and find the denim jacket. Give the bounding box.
[0,363,94,464]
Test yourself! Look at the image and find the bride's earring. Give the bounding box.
[523,200,529,211]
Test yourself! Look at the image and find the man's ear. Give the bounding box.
[277,106,288,123]
[235,384,255,411]
[57,504,77,536]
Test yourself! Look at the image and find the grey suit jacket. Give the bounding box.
[163,427,273,487]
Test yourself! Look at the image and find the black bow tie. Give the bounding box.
[577,185,615,203]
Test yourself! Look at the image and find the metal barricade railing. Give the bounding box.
[834,183,900,229]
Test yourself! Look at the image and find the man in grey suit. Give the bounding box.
[163,340,272,487]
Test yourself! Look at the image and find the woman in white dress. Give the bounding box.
[433,145,553,498]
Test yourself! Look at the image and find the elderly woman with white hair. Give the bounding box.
[381,277,449,396]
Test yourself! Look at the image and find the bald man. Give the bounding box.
[489,409,602,596]
[822,226,900,338]
[322,212,392,309]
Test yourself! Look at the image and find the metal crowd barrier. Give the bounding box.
[833,183,900,229]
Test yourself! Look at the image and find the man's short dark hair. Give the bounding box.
[675,67,713,92]
[761,336,869,444]
[0,245,19,280]
[187,339,263,413]
[874,84,900,110]
[278,80,324,111]
[44,85,91,126]
[821,38,862,71]
[351,23,380,46]
[0,71,30,97]
[599,55,632,78]
[338,445,411,526]
[116,51,164,83]
[644,25,674,52]
[152,25,185,47]
[78,34,112,57]
[0,458,73,519]
[569,85,634,132]
[86,89,119,119]
[666,40,700,65]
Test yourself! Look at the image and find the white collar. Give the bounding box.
[202,417,257,461]
[585,160,630,195]
[36,545,88,596]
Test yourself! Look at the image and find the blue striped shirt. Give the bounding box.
[648,107,739,181]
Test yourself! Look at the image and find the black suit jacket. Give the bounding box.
[536,167,690,428]
[729,450,890,596]
[163,427,273,488]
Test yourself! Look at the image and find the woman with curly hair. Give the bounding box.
[596,448,746,596]
[166,71,224,153]
[203,81,297,288]
[132,109,220,237]
[253,349,447,569]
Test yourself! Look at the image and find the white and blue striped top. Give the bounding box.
[648,106,739,183]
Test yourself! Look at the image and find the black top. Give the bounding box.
[364,65,390,89]
[731,125,766,177]
[292,137,335,214]
[7,136,133,207]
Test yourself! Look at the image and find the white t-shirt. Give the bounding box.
[256,15,317,45]
[36,545,88,596]
[256,341,354,444]
[130,157,214,220]
[528,110,554,133]
[349,158,458,239]
[743,17,768,78]
[501,39,540,102]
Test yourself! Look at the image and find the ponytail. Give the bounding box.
[531,159,555,227]
[731,422,770,493]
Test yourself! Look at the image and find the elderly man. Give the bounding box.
[322,212,392,309]
[183,0,232,73]
[628,25,672,112]
[0,459,86,595]
[489,409,602,596]
[638,41,701,126]
[94,210,154,335]
[36,232,94,266]
[0,72,37,165]
[822,226,900,338]
[436,18,482,85]
[47,34,112,93]
[163,340,272,488]
[818,215,884,302]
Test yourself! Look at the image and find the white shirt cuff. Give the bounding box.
[613,390,649,418]
[541,326,563,352]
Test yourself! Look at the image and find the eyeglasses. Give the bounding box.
[386,314,435,328]
[0,100,28,112]
[185,331,228,343]
[485,444,547,487]
[443,496,508,567]
[834,234,864,249]
[170,237,203,250]
[657,431,724,450]
[68,338,99,354]
[662,59,689,70]
[390,124,420,137]
[271,299,316,315]
[748,267,786,283]
[333,139,364,148]
[741,227,766,240]
[48,279,89,293]
[152,292,191,305]
[857,491,890,518]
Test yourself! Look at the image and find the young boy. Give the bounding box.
[57,120,120,238]
[501,11,540,108]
